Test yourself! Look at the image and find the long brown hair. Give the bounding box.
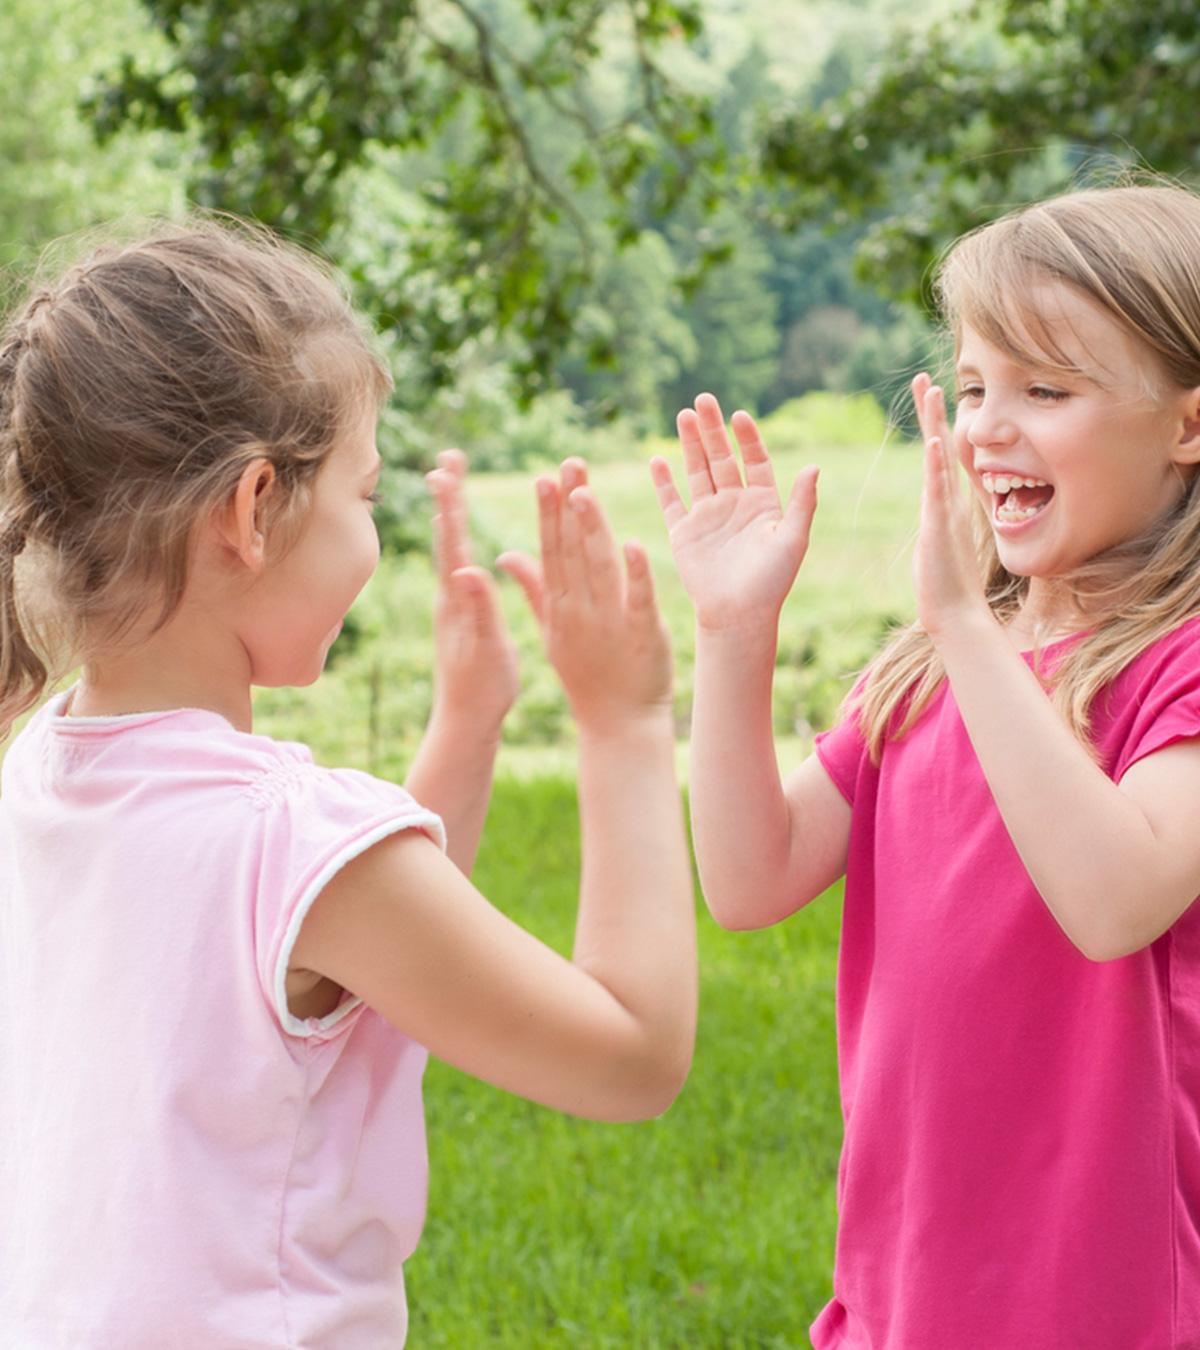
[852,183,1200,761]
[0,216,390,739]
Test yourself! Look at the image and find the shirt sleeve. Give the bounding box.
[248,756,446,1040]
[814,711,867,808]
[1113,624,1200,780]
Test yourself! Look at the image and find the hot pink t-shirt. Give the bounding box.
[811,615,1200,1350]
[0,692,445,1348]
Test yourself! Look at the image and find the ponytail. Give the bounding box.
[0,512,46,741]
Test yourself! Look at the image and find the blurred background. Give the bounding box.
[2,0,1191,1341]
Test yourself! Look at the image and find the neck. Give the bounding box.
[1006,577,1089,647]
[72,612,254,732]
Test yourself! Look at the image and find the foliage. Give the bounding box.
[86,0,725,395]
[761,0,1200,305]
[0,0,182,279]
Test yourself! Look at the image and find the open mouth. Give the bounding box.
[980,472,1055,525]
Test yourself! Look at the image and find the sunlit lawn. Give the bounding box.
[407,778,845,1348]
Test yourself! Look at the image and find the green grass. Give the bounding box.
[407,778,844,1347]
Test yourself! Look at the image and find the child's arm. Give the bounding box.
[290,465,696,1121]
[650,394,851,931]
[404,451,517,875]
[914,375,1200,960]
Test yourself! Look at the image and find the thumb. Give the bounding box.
[780,465,819,558]
[495,551,545,624]
[449,565,502,633]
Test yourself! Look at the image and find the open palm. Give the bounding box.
[651,393,819,632]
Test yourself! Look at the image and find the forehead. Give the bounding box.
[956,280,1153,386]
[323,396,380,478]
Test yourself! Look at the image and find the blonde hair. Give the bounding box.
[852,182,1200,761]
[0,216,391,739]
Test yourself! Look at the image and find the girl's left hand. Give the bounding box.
[426,450,519,737]
[911,373,990,640]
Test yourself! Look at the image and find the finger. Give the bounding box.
[730,410,778,492]
[927,382,953,449]
[437,447,468,481]
[649,456,687,529]
[557,470,589,597]
[535,477,566,598]
[559,456,588,498]
[427,465,471,579]
[923,388,958,498]
[569,487,622,609]
[694,392,743,490]
[911,372,934,443]
[780,465,820,559]
[677,408,715,501]
[623,539,661,629]
[923,435,952,514]
[912,369,939,442]
[496,551,545,624]
[449,565,501,635]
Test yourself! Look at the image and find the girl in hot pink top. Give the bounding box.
[0,221,696,1346]
[652,182,1200,1347]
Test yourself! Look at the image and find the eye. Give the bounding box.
[367,490,385,506]
[955,384,984,403]
[1028,385,1069,402]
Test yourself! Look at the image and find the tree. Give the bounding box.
[0,0,181,278]
[87,0,726,394]
[760,0,1200,305]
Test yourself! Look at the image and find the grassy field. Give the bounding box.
[407,778,845,1348]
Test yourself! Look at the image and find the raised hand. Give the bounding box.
[498,459,672,734]
[910,374,990,641]
[649,392,819,633]
[425,449,519,738]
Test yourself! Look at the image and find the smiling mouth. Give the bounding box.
[980,472,1055,524]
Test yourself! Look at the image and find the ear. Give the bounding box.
[214,457,277,572]
[1172,386,1200,469]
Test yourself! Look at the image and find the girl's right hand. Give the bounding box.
[498,459,672,734]
[650,392,819,634]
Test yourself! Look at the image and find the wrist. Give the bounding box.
[925,603,1003,657]
[694,619,779,674]
[425,698,507,749]
[575,700,676,745]
[695,609,782,644]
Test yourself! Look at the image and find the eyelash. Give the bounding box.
[367,490,385,505]
[956,386,1069,403]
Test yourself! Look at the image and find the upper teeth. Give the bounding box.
[980,473,1050,495]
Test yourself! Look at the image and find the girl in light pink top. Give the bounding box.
[653,182,1200,1347]
[0,220,695,1347]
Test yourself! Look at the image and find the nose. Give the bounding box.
[963,394,1019,451]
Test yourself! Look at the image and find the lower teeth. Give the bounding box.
[997,499,1043,521]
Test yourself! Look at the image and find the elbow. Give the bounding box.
[612,1060,692,1122]
[594,1036,695,1123]
[1062,907,1159,964]
[705,891,790,932]
[1075,930,1153,964]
